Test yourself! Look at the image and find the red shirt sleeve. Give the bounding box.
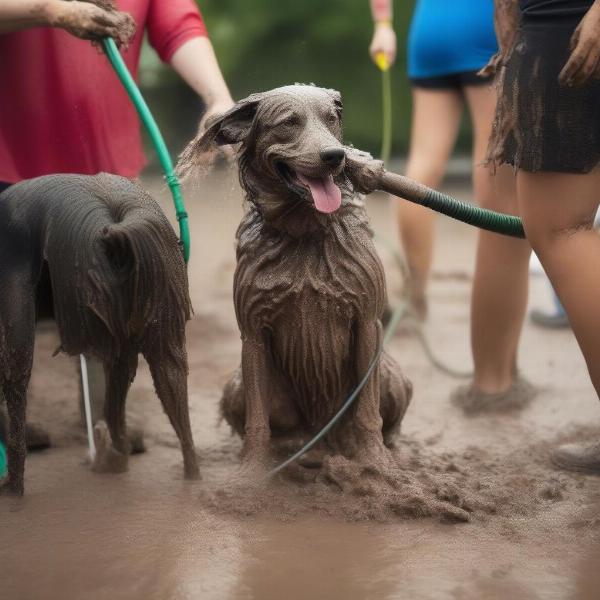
[147,0,208,64]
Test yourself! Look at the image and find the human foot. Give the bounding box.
[451,376,537,415]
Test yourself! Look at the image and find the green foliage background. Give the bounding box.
[198,0,415,156]
[141,1,473,158]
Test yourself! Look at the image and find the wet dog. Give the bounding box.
[0,174,199,495]
[178,84,412,472]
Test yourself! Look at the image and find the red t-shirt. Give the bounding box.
[0,0,207,183]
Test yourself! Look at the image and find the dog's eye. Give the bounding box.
[282,115,300,127]
[326,112,338,125]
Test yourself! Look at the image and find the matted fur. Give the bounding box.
[0,174,198,495]
[178,85,412,468]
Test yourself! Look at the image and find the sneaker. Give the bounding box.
[530,308,570,329]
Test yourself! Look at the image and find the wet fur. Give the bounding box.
[179,85,412,467]
[0,174,199,495]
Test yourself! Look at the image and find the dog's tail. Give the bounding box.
[94,203,191,359]
[48,175,191,361]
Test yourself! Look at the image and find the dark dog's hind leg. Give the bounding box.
[91,352,138,474]
[1,384,28,496]
[145,353,200,480]
[0,275,35,496]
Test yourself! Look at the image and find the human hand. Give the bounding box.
[369,22,397,68]
[559,1,600,86]
[200,98,237,160]
[46,0,136,48]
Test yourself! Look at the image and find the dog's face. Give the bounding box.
[179,85,348,215]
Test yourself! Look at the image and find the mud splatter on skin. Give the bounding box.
[46,0,136,48]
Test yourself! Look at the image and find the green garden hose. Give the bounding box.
[102,38,190,263]
[268,299,406,477]
[377,171,525,238]
[269,61,526,477]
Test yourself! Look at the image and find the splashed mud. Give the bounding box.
[2,172,600,599]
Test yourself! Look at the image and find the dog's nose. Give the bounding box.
[320,147,345,167]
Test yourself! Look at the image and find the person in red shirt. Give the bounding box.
[0,0,234,186]
[0,0,234,450]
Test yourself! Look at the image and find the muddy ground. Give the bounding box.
[2,168,600,599]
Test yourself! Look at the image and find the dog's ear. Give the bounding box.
[327,89,343,120]
[176,95,262,178]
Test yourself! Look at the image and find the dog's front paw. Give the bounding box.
[91,421,128,474]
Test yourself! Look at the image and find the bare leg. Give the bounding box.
[464,84,532,394]
[145,353,199,480]
[517,170,600,471]
[393,88,463,318]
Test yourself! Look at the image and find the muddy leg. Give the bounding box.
[379,351,412,447]
[145,353,199,480]
[221,367,245,436]
[346,321,391,466]
[0,289,35,496]
[239,338,275,471]
[91,352,137,474]
[221,365,301,438]
[1,383,28,496]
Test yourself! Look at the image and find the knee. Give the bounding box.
[524,213,595,258]
[406,157,446,188]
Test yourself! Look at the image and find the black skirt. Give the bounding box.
[488,14,600,173]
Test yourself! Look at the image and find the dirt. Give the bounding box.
[2,171,600,599]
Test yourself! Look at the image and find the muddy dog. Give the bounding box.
[0,174,199,495]
[178,85,412,473]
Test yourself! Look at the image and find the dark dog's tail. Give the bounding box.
[47,174,191,360]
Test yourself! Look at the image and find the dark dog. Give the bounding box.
[179,85,412,471]
[0,174,199,495]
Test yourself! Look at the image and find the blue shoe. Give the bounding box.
[530,308,570,329]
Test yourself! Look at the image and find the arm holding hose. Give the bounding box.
[146,0,234,142]
[169,38,234,132]
[368,0,396,67]
[0,0,134,46]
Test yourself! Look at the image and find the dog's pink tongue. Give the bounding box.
[298,173,342,213]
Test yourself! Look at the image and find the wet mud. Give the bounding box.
[2,172,600,598]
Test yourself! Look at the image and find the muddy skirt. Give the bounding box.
[489,19,600,173]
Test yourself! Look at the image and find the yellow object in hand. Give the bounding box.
[375,51,389,72]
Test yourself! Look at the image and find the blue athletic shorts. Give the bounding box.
[408,0,498,83]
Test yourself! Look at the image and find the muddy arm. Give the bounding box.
[240,336,271,465]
